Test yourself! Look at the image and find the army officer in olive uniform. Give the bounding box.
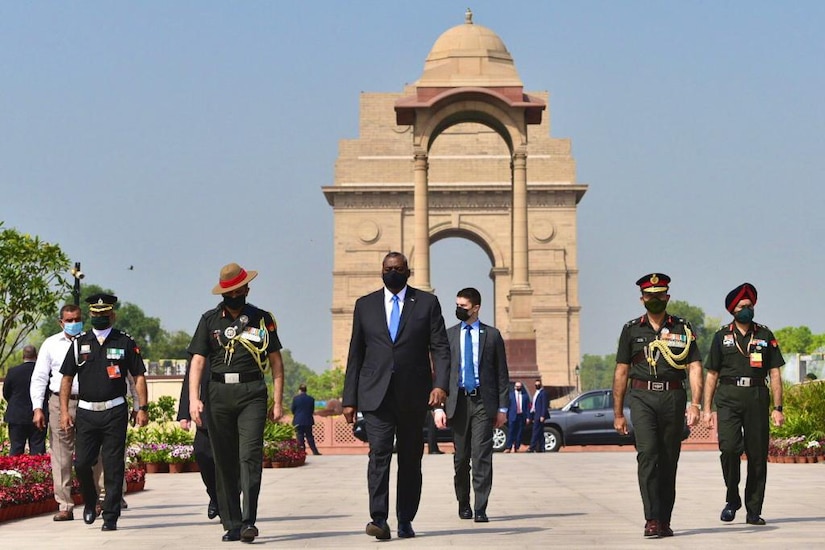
[188,263,285,544]
[613,274,703,539]
[60,293,149,532]
[702,283,785,526]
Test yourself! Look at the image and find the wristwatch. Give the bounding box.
[138,404,149,412]
[773,405,783,412]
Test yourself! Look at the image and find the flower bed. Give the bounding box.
[768,436,825,463]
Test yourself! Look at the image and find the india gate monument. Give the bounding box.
[323,10,587,397]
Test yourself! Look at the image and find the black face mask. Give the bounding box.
[223,294,246,310]
[382,270,409,291]
[90,316,112,330]
[455,306,472,322]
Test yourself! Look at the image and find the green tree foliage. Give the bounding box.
[280,349,315,399]
[774,326,817,354]
[579,353,616,391]
[0,223,70,372]
[305,362,346,401]
[667,300,713,360]
[153,330,193,360]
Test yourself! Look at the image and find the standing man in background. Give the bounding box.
[702,283,785,526]
[4,345,45,455]
[527,379,549,452]
[343,252,451,540]
[291,383,321,456]
[436,287,509,523]
[504,381,530,453]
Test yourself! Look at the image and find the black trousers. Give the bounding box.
[363,392,425,524]
[74,403,129,523]
[193,427,218,505]
[628,388,687,524]
[529,413,545,452]
[505,413,526,451]
[295,424,320,455]
[715,385,771,516]
[8,423,47,455]
[451,392,494,513]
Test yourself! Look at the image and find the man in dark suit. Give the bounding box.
[528,379,550,452]
[178,354,219,520]
[343,251,451,540]
[435,287,509,523]
[504,381,530,452]
[291,384,321,455]
[3,345,46,455]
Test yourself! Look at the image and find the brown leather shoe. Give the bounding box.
[658,522,673,537]
[53,510,74,521]
[644,519,660,538]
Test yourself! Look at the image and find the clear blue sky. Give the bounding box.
[2,2,823,371]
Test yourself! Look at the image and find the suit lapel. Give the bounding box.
[477,322,488,368]
[395,287,418,341]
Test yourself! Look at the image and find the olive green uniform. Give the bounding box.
[188,303,282,532]
[705,322,784,517]
[616,314,700,524]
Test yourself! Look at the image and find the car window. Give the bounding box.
[576,393,606,411]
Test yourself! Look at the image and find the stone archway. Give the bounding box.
[323,10,587,393]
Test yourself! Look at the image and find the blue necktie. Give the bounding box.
[463,325,476,391]
[389,295,400,342]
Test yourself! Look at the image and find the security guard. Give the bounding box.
[59,293,149,531]
[701,282,785,526]
[613,274,703,538]
[187,263,285,543]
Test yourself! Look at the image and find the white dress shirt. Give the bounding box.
[30,331,80,410]
[383,286,407,326]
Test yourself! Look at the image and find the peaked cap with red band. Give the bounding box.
[636,273,670,293]
[725,282,757,314]
[212,263,258,295]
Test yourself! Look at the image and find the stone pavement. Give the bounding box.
[1,451,822,549]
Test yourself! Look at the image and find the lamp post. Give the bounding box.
[70,262,84,306]
[574,364,580,392]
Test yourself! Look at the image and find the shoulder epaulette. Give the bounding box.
[624,317,643,328]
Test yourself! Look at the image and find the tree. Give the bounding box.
[667,300,713,360]
[280,349,316,399]
[579,353,616,391]
[0,223,70,372]
[774,326,816,354]
[305,361,346,401]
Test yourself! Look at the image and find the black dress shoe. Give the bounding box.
[83,505,96,525]
[208,500,219,520]
[101,521,117,531]
[746,515,766,525]
[459,504,473,520]
[120,498,128,510]
[474,511,489,523]
[720,503,739,522]
[222,529,241,542]
[397,521,415,538]
[240,524,258,543]
[365,520,391,540]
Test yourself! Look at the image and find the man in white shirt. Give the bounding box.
[30,304,101,521]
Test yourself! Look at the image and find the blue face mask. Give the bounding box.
[63,321,83,337]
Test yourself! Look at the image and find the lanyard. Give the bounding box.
[733,329,754,358]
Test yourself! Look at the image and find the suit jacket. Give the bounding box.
[445,322,510,422]
[508,388,531,422]
[177,355,211,431]
[343,286,451,413]
[531,388,550,421]
[291,392,316,427]
[3,361,40,424]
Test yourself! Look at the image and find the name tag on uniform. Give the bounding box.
[106,348,125,360]
[107,365,122,379]
[241,327,263,343]
[81,344,92,354]
[750,352,763,368]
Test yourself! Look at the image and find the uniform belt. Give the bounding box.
[719,376,766,387]
[211,371,264,384]
[77,396,126,411]
[460,387,480,397]
[631,379,683,391]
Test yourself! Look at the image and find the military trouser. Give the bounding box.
[628,387,686,524]
[206,378,268,531]
[714,384,770,517]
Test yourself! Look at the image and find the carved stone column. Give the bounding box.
[413,152,432,291]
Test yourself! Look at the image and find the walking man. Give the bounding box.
[613,273,703,538]
[436,287,509,523]
[527,379,549,452]
[343,251,451,540]
[504,381,530,452]
[4,345,45,455]
[291,384,321,456]
[702,282,785,525]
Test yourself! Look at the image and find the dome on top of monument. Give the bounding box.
[418,9,523,88]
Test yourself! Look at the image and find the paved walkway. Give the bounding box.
[1,451,822,549]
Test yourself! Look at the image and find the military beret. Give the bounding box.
[725,283,757,314]
[86,293,118,313]
[636,273,670,293]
